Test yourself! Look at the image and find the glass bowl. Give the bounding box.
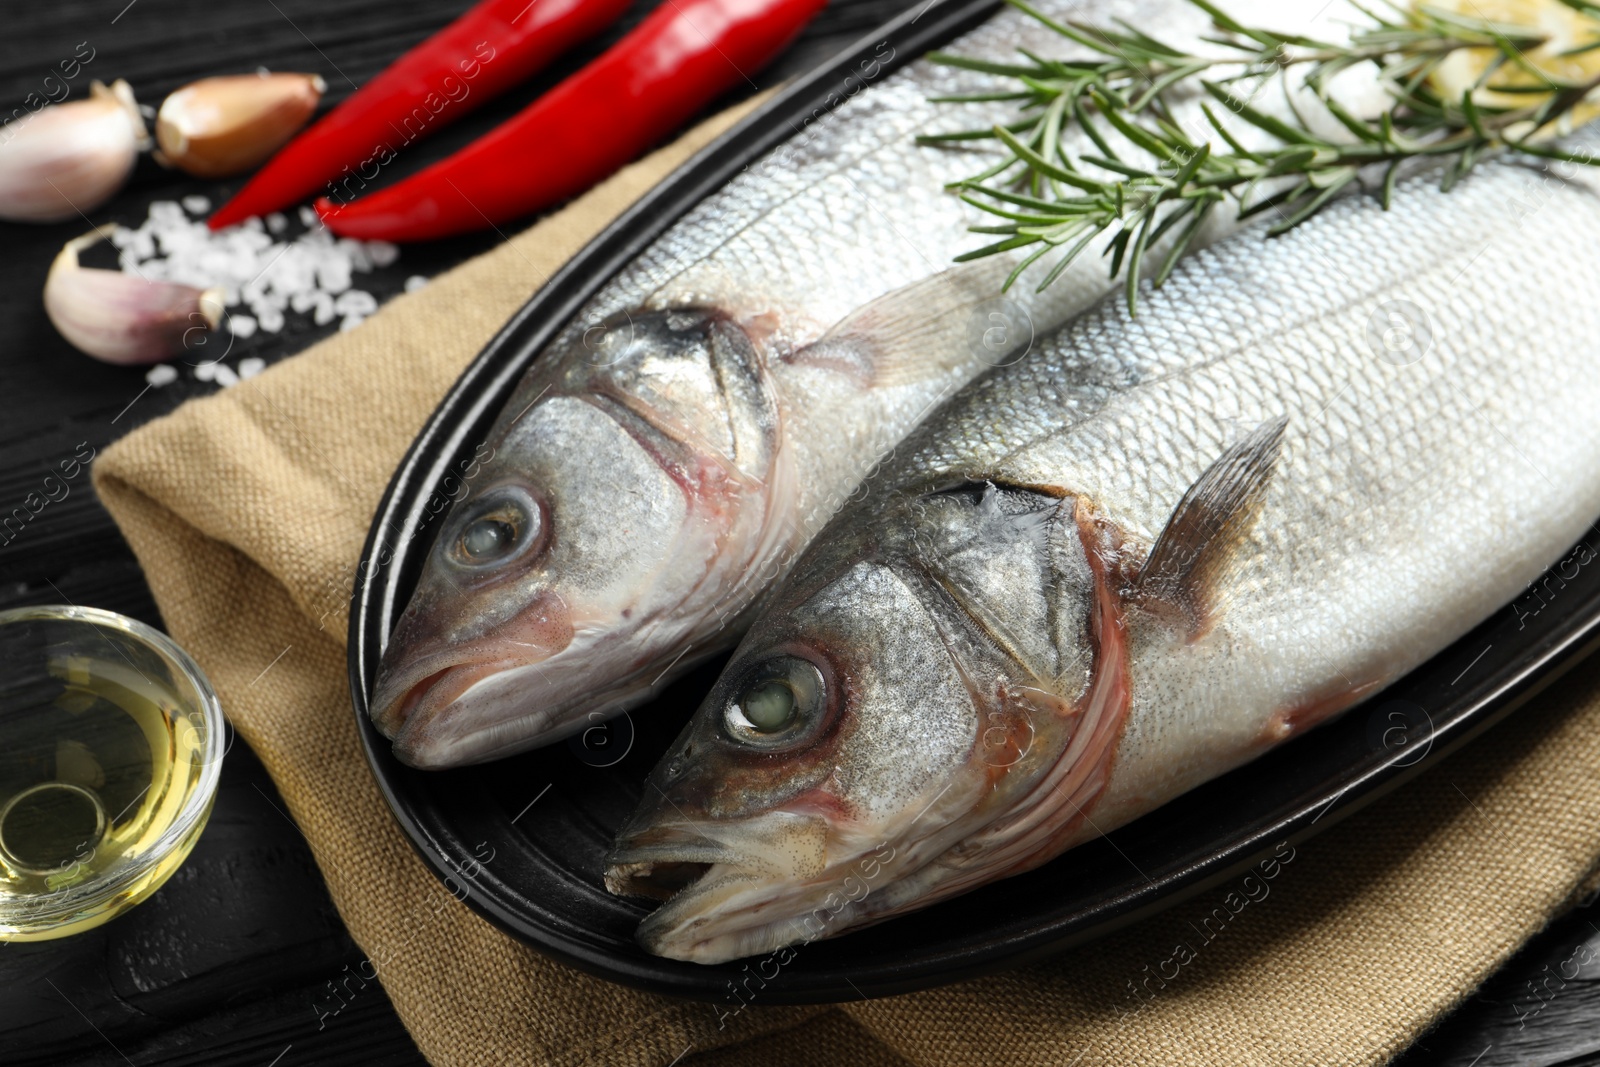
[0,605,224,940]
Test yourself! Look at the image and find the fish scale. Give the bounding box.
[1007,188,1596,814]
[608,155,1600,963]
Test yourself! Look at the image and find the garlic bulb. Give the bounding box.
[0,80,146,223]
[44,225,224,365]
[155,72,325,179]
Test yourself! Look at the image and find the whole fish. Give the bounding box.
[604,155,1600,963]
[368,0,1364,767]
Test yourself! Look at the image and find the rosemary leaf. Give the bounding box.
[926,0,1600,308]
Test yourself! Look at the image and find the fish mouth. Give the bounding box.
[606,859,716,902]
[605,820,740,893]
[370,657,504,740]
[607,851,850,965]
[374,589,740,766]
[605,833,758,960]
[604,812,860,964]
[370,652,571,769]
[604,834,735,902]
[374,630,680,767]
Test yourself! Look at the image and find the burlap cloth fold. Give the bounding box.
[90,99,1600,1067]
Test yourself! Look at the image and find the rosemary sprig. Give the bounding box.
[924,0,1600,310]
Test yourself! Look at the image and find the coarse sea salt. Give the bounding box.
[108,198,401,334]
[118,198,426,390]
[144,364,178,387]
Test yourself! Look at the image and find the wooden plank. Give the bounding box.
[4,0,1599,1063]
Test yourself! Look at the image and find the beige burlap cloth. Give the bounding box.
[91,98,1600,1066]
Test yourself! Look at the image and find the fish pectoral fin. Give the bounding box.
[784,261,1014,388]
[1135,415,1288,639]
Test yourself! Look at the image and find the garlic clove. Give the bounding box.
[0,80,146,223]
[44,225,225,365]
[155,72,325,179]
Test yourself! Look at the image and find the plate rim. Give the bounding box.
[347,0,1600,1002]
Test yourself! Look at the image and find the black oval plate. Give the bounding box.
[348,0,1600,1003]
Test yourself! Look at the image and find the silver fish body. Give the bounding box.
[366,0,1376,767]
[370,0,1369,767]
[606,155,1600,963]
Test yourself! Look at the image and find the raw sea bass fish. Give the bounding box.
[606,156,1600,964]
[369,0,1359,767]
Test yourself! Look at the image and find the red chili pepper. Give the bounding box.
[208,0,631,230]
[315,0,826,242]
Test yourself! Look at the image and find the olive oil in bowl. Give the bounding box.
[0,606,224,940]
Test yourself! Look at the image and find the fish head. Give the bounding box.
[372,306,785,767]
[605,484,1118,962]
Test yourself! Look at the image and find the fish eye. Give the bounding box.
[449,488,541,569]
[723,655,826,747]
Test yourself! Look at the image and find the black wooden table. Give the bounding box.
[2,2,1599,1064]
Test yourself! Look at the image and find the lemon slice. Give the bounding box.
[1424,0,1600,134]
